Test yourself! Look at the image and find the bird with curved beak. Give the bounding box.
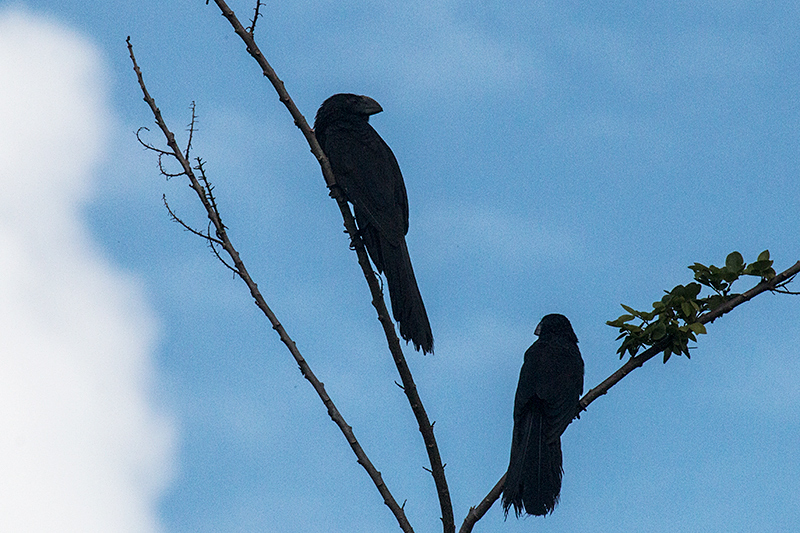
[314,94,434,354]
[503,313,584,516]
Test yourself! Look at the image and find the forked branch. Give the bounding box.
[206,2,455,531]
[127,36,414,533]
[459,259,800,533]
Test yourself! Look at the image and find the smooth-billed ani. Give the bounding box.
[502,313,584,517]
[314,94,434,354]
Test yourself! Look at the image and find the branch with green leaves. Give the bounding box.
[608,250,780,363]
[461,252,799,533]
[581,252,799,411]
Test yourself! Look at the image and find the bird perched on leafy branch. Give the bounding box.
[503,314,584,516]
[314,94,433,354]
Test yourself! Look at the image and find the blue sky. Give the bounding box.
[1,1,799,531]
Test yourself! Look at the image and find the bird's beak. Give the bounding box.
[534,322,542,336]
[359,95,383,116]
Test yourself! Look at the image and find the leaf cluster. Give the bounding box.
[607,250,775,363]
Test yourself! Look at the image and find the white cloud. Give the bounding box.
[0,7,174,532]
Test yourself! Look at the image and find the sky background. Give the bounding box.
[1,1,799,532]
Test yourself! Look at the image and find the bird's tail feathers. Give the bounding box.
[381,238,434,354]
[503,408,563,517]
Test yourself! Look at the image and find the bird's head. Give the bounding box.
[534,314,578,343]
[315,93,383,129]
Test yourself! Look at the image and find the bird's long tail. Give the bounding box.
[380,237,434,354]
[503,409,563,517]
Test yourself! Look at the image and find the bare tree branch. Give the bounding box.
[184,101,197,160]
[162,195,223,246]
[161,194,240,275]
[247,0,263,34]
[127,36,415,533]
[774,287,800,295]
[135,127,171,155]
[772,273,800,295]
[458,475,505,533]
[460,260,800,533]
[206,2,455,531]
[136,127,186,178]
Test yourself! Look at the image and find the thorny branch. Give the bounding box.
[247,0,263,34]
[161,195,222,246]
[127,36,415,533]
[184,101,197,159]
[459,260,800,533]
[136,128,184,178]
[207,1,455,532]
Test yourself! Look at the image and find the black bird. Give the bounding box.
[314,94,434,354]
[502,314,584,517]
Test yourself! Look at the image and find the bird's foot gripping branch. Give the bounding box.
[608,250,784,363]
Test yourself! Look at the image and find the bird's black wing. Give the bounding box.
[504,315,584,517]
[321,122,409,245]
[531,337,584,441]
[505,340,567,517]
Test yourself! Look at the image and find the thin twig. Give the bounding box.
[459,260,800,533]
[135,127,171,155]
[772,273,799,295]
[136,127,185,178]
[458,475,505,533]
[127,36,414,533]
[184,101,197,160]
[162,195,224,246]
[162,194,239,275]
[207,2,455,531]
[774,287,800,295]
[247,0,263,34]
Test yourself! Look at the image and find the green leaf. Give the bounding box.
[726,251,744,270]
[703,294,727,311]
[610,249,784,363]
[720,267,740,283]
[686,282,702,299]
[649,321,667,340]
[688,322,707,334]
